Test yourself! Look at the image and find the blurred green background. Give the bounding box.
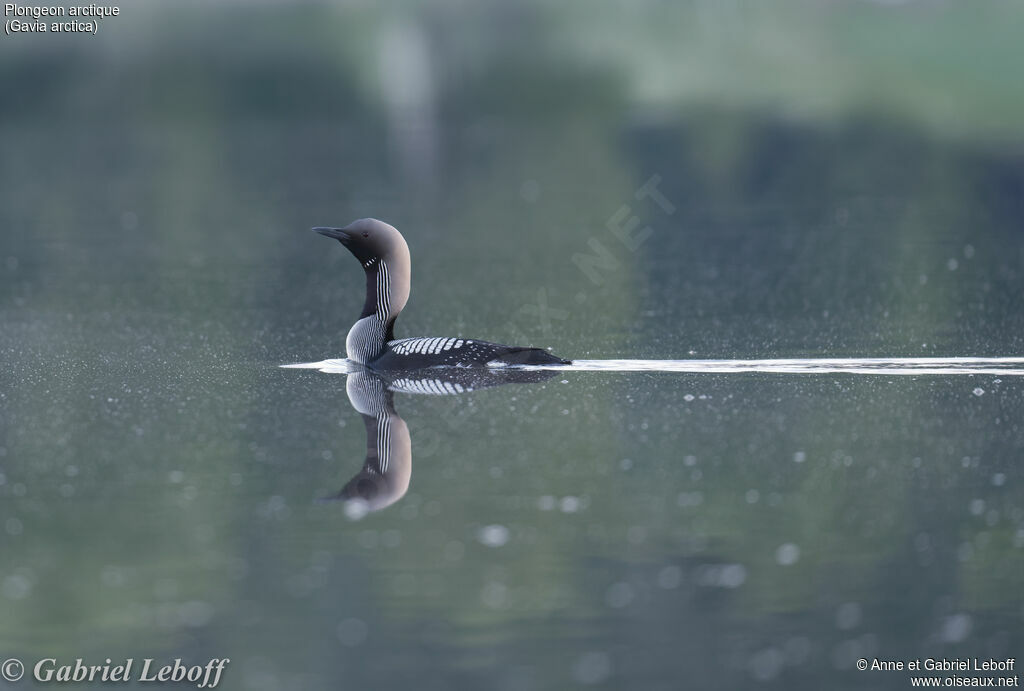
[1,1,1022,689]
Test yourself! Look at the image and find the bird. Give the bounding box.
[312,218,571,369]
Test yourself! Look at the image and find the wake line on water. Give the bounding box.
[283,357,1024,376]
[524,357,1024,375]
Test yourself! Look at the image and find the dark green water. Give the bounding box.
[2,3,1023,690]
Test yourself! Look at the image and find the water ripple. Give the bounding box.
[534,357,1024,375]
[284,357,1024,376]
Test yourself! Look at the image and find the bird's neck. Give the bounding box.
[347,258,406,364]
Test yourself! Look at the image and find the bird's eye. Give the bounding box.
[362,231,370,238]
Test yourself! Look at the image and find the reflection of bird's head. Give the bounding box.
[341,472,384,502]
[332,461,411,513]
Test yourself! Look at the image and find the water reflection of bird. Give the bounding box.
[325,366,558,512]
[312,218,570,369]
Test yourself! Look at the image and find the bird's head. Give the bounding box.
[313,218,409,270]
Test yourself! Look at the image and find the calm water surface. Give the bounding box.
[2,6,1023,690]
[3,232,1021,689]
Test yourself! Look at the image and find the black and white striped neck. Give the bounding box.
[347,259,398,364]
[358,258,392,319]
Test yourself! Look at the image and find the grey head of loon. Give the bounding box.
[313,219,412,364]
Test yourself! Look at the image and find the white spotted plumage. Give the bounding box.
[390,337,467,357]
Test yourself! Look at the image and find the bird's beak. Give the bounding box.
[312,227,351,242]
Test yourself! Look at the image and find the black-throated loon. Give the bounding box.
[312,218,571,369]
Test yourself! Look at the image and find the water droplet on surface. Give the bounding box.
[559,496,580,513]
[337,618,368,647]
[973,387,985,396]
[478,524,510,548]
[749,647,784,681]
[5,518,23,536]
[716,563,747,588]
[605,582,634,608]
[940,613,972,643]
[572,652,611,685]
[344,500,369,521]
[3,574,32,600]
[696,560,745,589]
[519,179,541,203]
[776,543,801,566]
[120,210,139,230]
[836,602,862,630]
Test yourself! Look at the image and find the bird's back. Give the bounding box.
[370,337,570,370]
